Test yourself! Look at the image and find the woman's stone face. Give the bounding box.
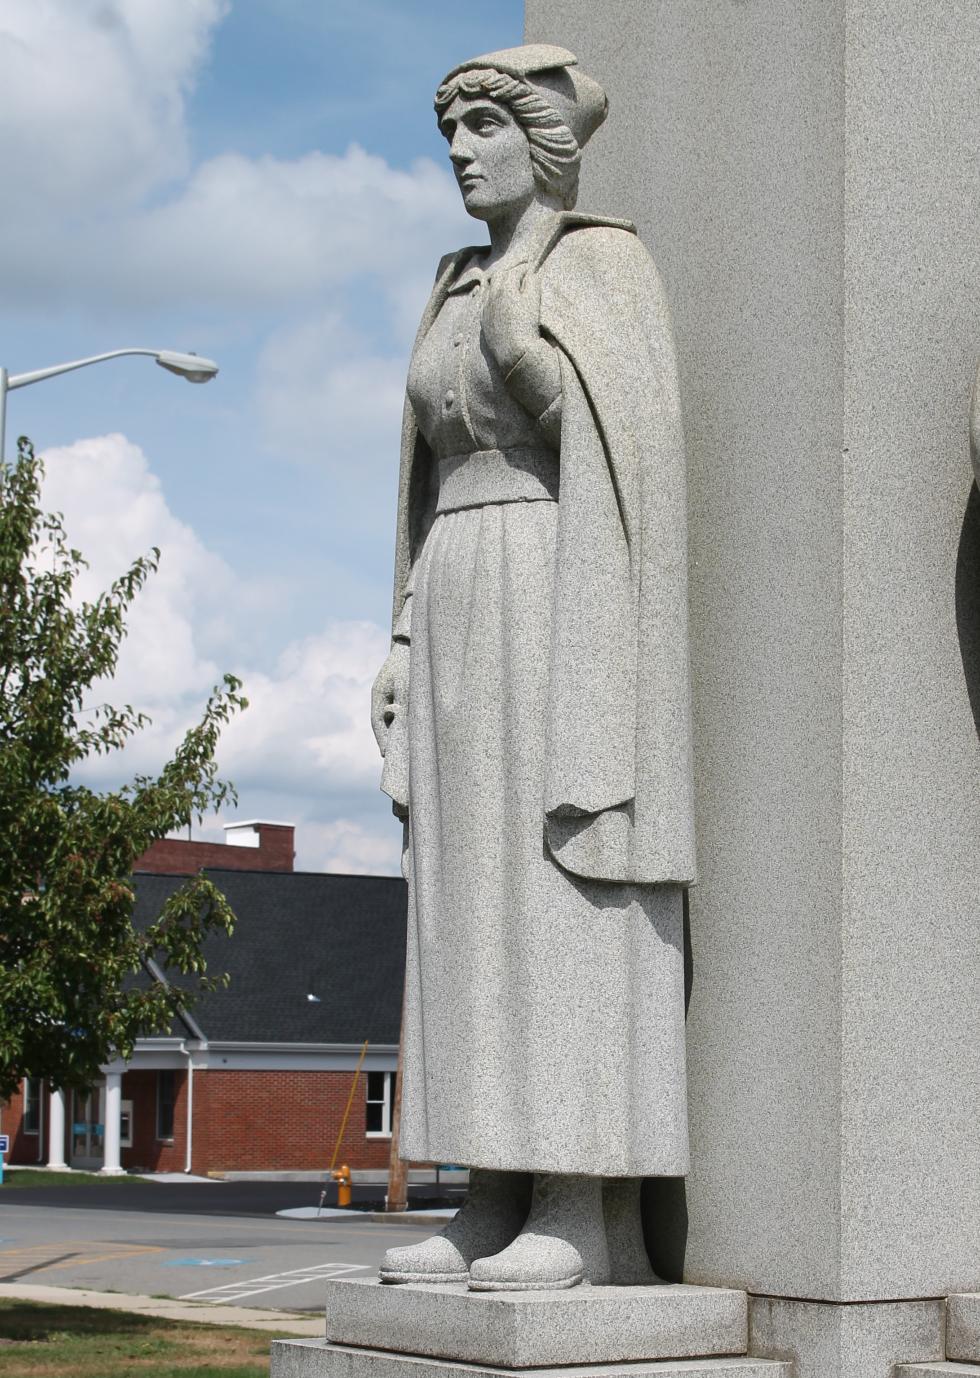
[439,95,537,222]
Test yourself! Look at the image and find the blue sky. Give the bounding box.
[0,0,523,872]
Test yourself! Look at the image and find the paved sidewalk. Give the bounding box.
[0,1281,325,1336]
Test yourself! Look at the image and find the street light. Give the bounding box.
[0,348,220,461]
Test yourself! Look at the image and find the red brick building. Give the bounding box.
[1,822,407,1178]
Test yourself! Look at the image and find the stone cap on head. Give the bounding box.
[439,43,608,150]
[441,43,579,83]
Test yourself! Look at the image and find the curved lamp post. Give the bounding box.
[0,348,220,461]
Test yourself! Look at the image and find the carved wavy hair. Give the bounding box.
[434,67,582,210]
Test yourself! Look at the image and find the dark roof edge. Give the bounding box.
[204,1040,400,1053]
[133,868,404,881]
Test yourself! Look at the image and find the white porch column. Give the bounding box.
[100,1072,125,1175]
[47,1087,68,1169]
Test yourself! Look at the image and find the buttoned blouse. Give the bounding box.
[407,257,546,460]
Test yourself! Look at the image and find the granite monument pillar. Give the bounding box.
[523,2,979,1374]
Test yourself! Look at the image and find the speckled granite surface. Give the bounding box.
[320,1279,747,1369]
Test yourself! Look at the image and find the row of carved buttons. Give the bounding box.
[447,329,465,407]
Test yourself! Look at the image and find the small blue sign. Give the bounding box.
[0,1136,9,1153]
[163,1257,244,1268]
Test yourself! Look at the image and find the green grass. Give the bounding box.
[0,1299,285,1376]
[0,1169,150,1188]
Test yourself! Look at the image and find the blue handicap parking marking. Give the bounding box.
[164,1257,245,1268]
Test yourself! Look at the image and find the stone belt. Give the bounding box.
[436,446,558,513]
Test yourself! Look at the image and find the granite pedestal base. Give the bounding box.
[895,1366,980,1377]
[748,1296,947,1378]
[892,1295,980,1377]
[268,1280,794,1378]
[319,1280,747,1369]
[270,1343,793,1378]
[948,1296,980,1365]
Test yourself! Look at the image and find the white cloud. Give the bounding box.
[216,620,390,799]
[123,147,465,309]
[0,0,226,210]
[0,0,474,508]
[41,434,230,706]
[0,2,471,312]
[256,310,407,465]
[39,432,399,873]
[2,134,468,312]
[2,4,460,879]
[301,819,402,876]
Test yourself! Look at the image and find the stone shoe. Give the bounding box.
[468,1173,611,1291]
[379,1169,531,1284]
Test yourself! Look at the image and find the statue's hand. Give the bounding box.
[371,641,410,757]
[483,263,542,375]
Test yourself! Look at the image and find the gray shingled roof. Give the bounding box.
[132,869,407,1045]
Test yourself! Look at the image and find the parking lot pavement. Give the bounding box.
[0,1187,437,1312]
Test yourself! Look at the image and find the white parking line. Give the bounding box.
[179,1260,369,1304]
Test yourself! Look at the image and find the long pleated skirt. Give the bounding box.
[399,496,689,1177]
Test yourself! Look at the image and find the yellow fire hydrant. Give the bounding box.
[331,1164,352,1208]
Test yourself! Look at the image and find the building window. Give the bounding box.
[157,1071,176,1140]
[22,1078,40,1135]
[365,1071,396,1137]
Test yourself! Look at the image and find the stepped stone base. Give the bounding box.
[949,1296,980,1364]
[895,1365,980,1377]
[270,1341,792,1378]
[319,1280,747,1369]
[748,1294,946,1378]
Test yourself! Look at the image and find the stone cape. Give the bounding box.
[388,216,694,1176]
[389,213,697,887]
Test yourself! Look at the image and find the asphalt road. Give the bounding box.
[0,1181,444,1312]
[1,1179,462,1217]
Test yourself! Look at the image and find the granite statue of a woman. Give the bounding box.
[371,44,696,1292]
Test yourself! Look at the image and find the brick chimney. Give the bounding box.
[135,820,296,875]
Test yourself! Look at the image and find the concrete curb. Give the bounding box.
[0,1282,324,1337]
[214,1170,469,1185]
[276,1207,458,1226]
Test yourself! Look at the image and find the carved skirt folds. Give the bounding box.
[400,484,689,1177]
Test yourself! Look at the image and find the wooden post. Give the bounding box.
[330,1040,369,1172]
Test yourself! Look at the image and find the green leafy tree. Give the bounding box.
[0,438,247,1100]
